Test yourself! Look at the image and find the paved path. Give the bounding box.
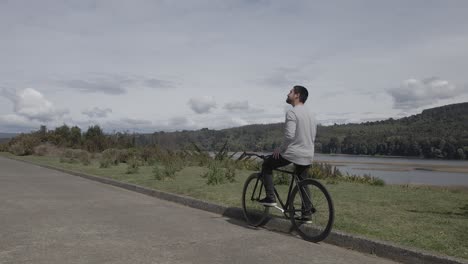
[0,156,397,264]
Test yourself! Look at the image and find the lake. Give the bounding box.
[314,154,468,187]
[226,152,468,187]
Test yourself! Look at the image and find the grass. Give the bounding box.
[2,152,468,260]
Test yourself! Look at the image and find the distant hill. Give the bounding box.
[135,102,468,159]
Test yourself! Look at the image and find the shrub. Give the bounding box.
[58,149,90,165]
[100,148,119,167]
[163,161,180,179]
[77,150,91,166]
[203,161,225,185]
[8,134,40,156]
[0,143,8,152]
[125,156,140,174]
[140,147,158,164]
[152,165,164,180]
[225,162,237,183]
[9,142,27,156]
[309,162,384,186]
[34,144,48,156]
[33,143,61,157]
[273,171,290,185]
[235,158,261,171]
[152,162,179,181]
[116,149,130,163]
[342,172,385,186]
[99,157,112,168]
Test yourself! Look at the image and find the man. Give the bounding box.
[259,85,316,220]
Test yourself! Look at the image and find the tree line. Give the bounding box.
[2,102,467,160]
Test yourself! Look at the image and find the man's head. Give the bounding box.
[286,85,308,106]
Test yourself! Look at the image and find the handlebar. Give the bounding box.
[239,152,267,160]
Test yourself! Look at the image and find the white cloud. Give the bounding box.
[82,107,112,118]
[60,79,127,95]
[1,88,68,122]
[224,100,249,111]
[59,75,175,95]
[188,96,217,114]
[0,114,39,132]
[387,77,466,110]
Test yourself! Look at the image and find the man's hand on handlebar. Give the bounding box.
[273,148,281,159]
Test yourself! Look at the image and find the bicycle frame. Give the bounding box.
[242,152,312,216]
[255,168,303,216]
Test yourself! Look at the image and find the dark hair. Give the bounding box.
[293,85,308,103]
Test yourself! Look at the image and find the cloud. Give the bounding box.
[98,118,154,133]
[144,78,175,89]
[82,107,112,118]
[188,96,217,114]
[59,75,175,95]
[387,77,467,110]
[1,88,68,122]
[261,67,298,88]
[0,114,39,133]
[169,116,189,127]
[224,100,249,111]
[60,79,127,95]
[120,118,152,126]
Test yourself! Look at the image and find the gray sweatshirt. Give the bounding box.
[279,105,317,165]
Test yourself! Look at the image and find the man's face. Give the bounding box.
[286,89,296,104]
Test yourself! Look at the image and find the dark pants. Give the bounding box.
[262,155,312,214]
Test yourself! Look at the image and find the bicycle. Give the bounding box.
[240,152,334,242]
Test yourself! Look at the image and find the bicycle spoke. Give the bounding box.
[242,173,269,226]
[289,179,334,242]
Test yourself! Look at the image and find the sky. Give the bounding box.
[1,0,468,133]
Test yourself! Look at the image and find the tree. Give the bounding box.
[70,126,82,147]
[83,125,106,152]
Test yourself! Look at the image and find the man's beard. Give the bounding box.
[286,97,292,104]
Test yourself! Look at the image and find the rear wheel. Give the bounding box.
[289,179,334,242]
[242,173,269,226]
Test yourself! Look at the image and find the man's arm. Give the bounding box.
[273,110,297,159]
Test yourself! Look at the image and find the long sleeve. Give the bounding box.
[279,110,296,152]
[280,105,316,165]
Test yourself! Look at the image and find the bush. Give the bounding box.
[0,143,8,152]
[235,158,261,171]
[125,156,140,174]
[59,149,90,165]
[152,165,164,180]
[77,150,91,166]
[9,142,27,156]
[225,162,237,183]
[309,162,384,186]
[8,134,40,156]
[100,148,120,167]
[203,161,225,185]
[152,161,181,181]
[116,149,131,163]
[99,157,112,168]
[342,172,385,186]
[34,144,48,156]
[33,143,61,157]
[273,171,290,185]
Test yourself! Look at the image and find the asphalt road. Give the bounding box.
[0,156,398,264]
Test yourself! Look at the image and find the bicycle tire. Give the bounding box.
[289,179,334,242]
[242,173,269,226]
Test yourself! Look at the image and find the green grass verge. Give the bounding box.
[2,152,467,260]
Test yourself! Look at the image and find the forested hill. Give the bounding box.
[137,102,468,159]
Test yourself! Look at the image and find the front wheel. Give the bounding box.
[289,179,334,242]
[242,173,269,226]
